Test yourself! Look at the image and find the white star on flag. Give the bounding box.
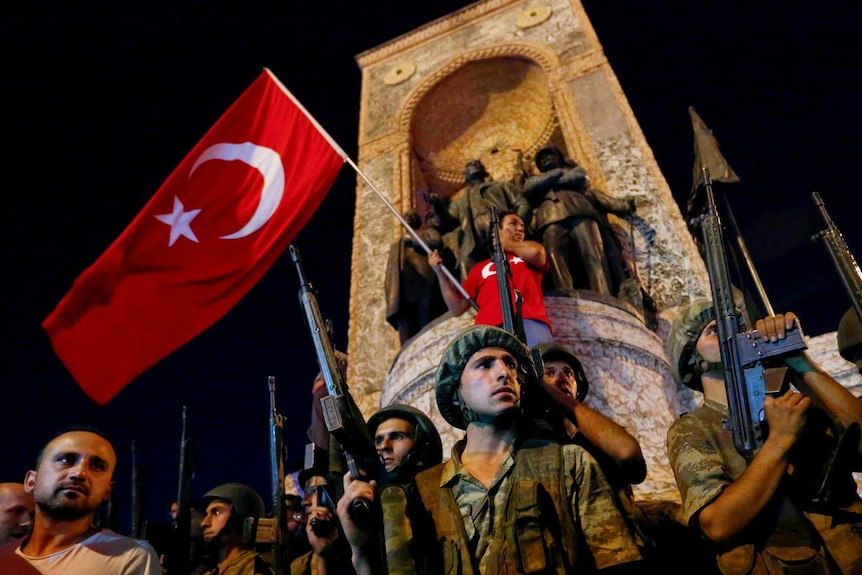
[154,195,201,246]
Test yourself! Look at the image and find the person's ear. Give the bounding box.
[105,480,115,503]
[24,470,37,494]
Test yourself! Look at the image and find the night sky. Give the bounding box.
[2,0,861,535]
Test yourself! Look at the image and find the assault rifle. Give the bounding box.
[130,440,146,539]
[164,406,194,574]
[693,168,807,458]
[811,192,862,325]
[266,376,289,573]
[489,206,524,340]
[289,244,379,525]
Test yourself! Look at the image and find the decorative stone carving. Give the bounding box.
[384,61,416,86]
[516,5,553,29]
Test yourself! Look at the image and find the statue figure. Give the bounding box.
[384,209,449,345]
[522,145,636,297]
[428,159,532,281]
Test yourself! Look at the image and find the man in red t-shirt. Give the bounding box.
[429,211,553,346]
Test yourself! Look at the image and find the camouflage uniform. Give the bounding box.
[197,548,273,575]
[410,437,642,574]
[667,398,862,574]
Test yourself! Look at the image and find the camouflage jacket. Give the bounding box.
[408,438,642,574]
[667,399,862,575]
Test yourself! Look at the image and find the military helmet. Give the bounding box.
[200,483,265,524]
[368,404,443,472]
[665,299,716,392]
[837,307,862,363]
[436,325,537,430]
[534,342,589,402]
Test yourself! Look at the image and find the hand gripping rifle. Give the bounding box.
[489,206,525,342]
[693,168,807,459]
[811,192,862,325]
[289,244,380,526]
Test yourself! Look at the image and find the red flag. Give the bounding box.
[43,68,346,405]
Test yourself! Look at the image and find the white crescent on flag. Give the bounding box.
[190,141,286,240]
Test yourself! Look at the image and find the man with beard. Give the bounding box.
[0,427,161,574]
[0,483,34,545]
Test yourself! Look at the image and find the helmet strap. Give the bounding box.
[455,389,481,426]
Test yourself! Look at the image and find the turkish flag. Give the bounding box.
[43,68,346,405]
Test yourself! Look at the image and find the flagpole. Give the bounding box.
[720,192,775,317]
[344,156,479,311]
[267,67,477,310]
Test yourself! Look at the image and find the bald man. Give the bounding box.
[0,427,161,574]
[0,483,33,544]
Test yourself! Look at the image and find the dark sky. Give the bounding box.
[2,0,861,535]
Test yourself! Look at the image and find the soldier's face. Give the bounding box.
[543,360,579,401]
[458,347,521,419]
[696,320,721,364]
[200,499,232,542]
[26,431,115,522]
[374,417,416,472]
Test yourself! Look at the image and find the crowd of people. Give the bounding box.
[2,146,862,574]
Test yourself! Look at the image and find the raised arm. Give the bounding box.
[540,381,645,484]
[428,249,471,316]
[501,236,546,269]
[696,389,810,546]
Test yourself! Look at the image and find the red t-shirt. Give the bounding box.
[462,252,552,330]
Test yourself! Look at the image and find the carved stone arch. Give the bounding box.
[397,42,562,203]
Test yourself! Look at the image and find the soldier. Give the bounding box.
[428,159,532,281]
[0,427,161,574]
[340,324,643,574]
[522,145,635,297]
[367,404,443,485]
[0,483,33,545]
[327,405,443,574]
[665,300,862,574]
[195,483,274,575]
[533,343,656,552]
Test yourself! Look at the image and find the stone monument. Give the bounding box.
[345,0,862,509]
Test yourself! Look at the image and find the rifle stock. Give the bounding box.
[695,168,806,458]
[289,244,379,525]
